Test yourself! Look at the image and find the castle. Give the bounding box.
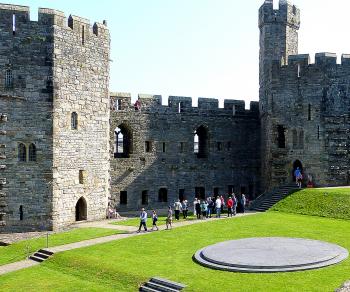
[0,0,348,232]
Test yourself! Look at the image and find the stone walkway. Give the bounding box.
[0,212,255,276]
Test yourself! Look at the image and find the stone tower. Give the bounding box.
[259,0,300,190]
[0,4,110,232]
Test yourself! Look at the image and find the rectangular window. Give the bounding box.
[120,191,127,205]
[115,99,122,111]
[79,170,85,184]
[81,25,85,45]
[277,125,286,149]
[180,142,184,153]
[145,141,151,152]
[5,69,13,89]
[12,14,16,35]
[317,125,320,140]
[308,104,311,121]
[179,189,185,201]
[217,142,222,151]
[227,141,232,151]
[213,187,219,196]
[162,142,166,153]
[141,190,148,205]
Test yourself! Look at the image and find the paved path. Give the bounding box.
[0,211,256,276]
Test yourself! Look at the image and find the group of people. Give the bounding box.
[137,193,248,232]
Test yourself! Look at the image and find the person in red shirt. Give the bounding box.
[227,196,233,217]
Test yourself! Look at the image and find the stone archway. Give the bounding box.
[292,160,303,181]
[75,197,87,221]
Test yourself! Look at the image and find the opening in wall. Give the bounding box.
[194,125,208,158]
[228,185,234,194]
[141,190,148,205]
[158,188,168,202]
[71,112,78,130]
[120,191,127,205]
[79,170,85,184]
[19,205,23,221]
[18,143,26,162]
[12,14,16,35]
[114,124,132,158]
[308,104,312,121]
[162,142,166,153]
[179,189,185,201]
[180,142,184,153]
[145,141,151,153]
[213,187,219,196]
[277,125,286,149]
[195,187,205,200]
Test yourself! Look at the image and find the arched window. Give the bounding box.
[114,124,132,158]
[5,69,13,89]
[18,143,26,162]
[29,143,36,162]
[71,112,78,130]
[158,188,168,202]
[194,125,208,158]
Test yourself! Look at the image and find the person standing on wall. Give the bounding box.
[137,208,148,232]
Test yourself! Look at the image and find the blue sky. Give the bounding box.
[2,0,350,107]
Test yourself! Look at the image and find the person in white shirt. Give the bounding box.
[215,196,222,218]
[137,208,147,232]
[174,199,182,220]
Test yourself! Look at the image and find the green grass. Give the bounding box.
[2,212,350,291]
[112,215,196,226]
[0,228,124,266]
[271,187,350,219]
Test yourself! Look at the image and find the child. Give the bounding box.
[152,210,159,231]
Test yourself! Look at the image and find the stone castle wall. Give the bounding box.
[110,93,260,211]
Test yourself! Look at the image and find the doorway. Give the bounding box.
[292,160,303,181]
[195,187,205,200]
[75,197,87,221]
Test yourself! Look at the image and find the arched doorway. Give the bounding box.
[75,197,87,221]
[292,160,303,181]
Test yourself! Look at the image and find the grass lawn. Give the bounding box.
[112,215,196,226]
[2,212,350,291]
[272,187,350,219]
[0,228,124,266]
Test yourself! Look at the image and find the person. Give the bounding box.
[294,167,302,188]
[200,200,208,219]
[227,196,233,217]
[207,197,213,218]
[166,206,173,230]
[241,193,246,213]
[134,97,141,111]
[220,195,225,214]
[151,210,159,231]
[215,196,222,218]
[193,198,198,216]
[195,199,201,219]
[174,199,182,220]
[232,193,237,216]
[137,208,147,232]
[182,200,188,219]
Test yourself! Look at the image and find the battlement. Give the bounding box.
[259,0,300,29]
[0,3,108,38]
[110,93,259,115]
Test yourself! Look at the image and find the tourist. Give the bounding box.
[134,97,141,111]
[195,199,201,219]
[241,193,246,213]
[215,196,222,218]
[200,200,208,219]
[151,210,159,231]
[232,193,237,215]
[174,199,182,220]
[207,197,213,218]
[227,196,233,217]
[220,195,225,214]
[182,200,188,219]
[166,206,173,230]
[193,198,198,216]
[137,208,147,232]
[294,167,302,188]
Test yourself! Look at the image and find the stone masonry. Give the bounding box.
[1,0,350,231]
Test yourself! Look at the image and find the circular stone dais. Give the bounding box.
[193,237,348,273]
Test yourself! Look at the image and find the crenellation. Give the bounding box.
[315,53,337,66]
[197,98,218,109]
[38,8,66,27]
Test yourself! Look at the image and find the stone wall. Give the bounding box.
[110,93,260,211]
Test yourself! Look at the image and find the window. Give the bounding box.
[114,99,122,111]
[217,142,222,151]
[19,205,23,221]
[213,187,219,196]
[18,143,26,162]
[228,185,234,194]
[79,170,85,184]
[297,63,301,78]
[12,14,16,35]
[308,104,312,121]
[114,124,132,158]
[277,125,286,149]
[145,141,151,153]
[141,190,148,205]
[299,130,304,149]
[179,189,185,201]
[71,112,78,130]
[81,25,85,45]
[158,188,168,202]
[5,69,13,89]
[178,102,183,113]
[227,141,232,151]
[292,129,298,149]
[120,191,127,205]
[194,125,208,158]
[180,142,184,153]
[29,143,36,162]
[162,142,166,153]
[317,125,320,140]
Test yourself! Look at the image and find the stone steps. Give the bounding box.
[29,249,54,263]
[139,277,186,292]
[251,184,299,212]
